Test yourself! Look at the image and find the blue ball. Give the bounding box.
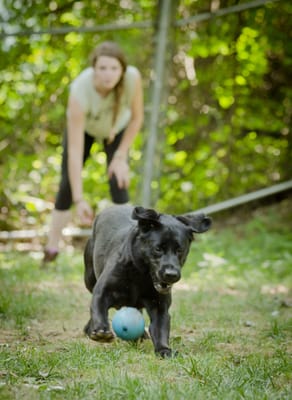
[112,307,145,341]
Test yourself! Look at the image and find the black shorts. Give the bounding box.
[55,130,129,210]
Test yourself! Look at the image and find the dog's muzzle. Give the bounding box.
[153,267,181,294]
[154,281,173,294]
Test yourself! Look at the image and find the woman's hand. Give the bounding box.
[108,157,129,189]
[76,200,94,226]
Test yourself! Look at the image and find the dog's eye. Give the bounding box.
[154,246,163,254]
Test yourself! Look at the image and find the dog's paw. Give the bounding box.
[84,320,114,342]
[89,329,115,342]
[156,348,176,358]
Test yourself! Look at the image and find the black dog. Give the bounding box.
[84,205,211,357]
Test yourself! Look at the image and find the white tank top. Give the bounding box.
[69,65,139,140]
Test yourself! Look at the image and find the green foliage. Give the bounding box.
[156,1,291,213]
[0,1,291,227]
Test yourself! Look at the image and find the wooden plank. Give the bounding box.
[0,180,291,241]
[0,227,92,241]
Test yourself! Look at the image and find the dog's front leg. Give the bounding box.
[146,302,172,358]
[84,282,114,342]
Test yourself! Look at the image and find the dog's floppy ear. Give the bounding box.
[132,206,161,231]
[176,213,212,233]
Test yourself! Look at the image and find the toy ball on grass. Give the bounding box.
[112,307,145,341]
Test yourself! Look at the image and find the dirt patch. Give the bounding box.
[0,279,90,347]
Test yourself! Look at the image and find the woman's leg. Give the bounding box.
[103,130,129,204]
[44,132,94,261]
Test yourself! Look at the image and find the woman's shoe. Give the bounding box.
[43,248,59,263]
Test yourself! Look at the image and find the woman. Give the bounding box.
[44,41,144,262]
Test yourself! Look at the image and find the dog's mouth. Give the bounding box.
[154,282,173,294]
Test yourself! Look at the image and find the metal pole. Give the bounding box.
[190,180,292,215]
[142,0,172,207]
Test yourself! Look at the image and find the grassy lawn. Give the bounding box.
[0,200,291,399]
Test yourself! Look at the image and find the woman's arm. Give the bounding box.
[108,71,144,188]
[67,95,93,224]
[115,70,144,156]
[67,95,85,203]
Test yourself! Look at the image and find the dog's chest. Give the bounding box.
[110,273,156,309]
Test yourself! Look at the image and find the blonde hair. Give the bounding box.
[90,41,127,126]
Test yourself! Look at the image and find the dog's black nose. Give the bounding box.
[161,267,181,283]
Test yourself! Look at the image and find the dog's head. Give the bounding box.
[132,207,212,294]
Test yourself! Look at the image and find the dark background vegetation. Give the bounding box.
[0,0,291,230]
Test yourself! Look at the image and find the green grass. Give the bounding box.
[0,200,291,399]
